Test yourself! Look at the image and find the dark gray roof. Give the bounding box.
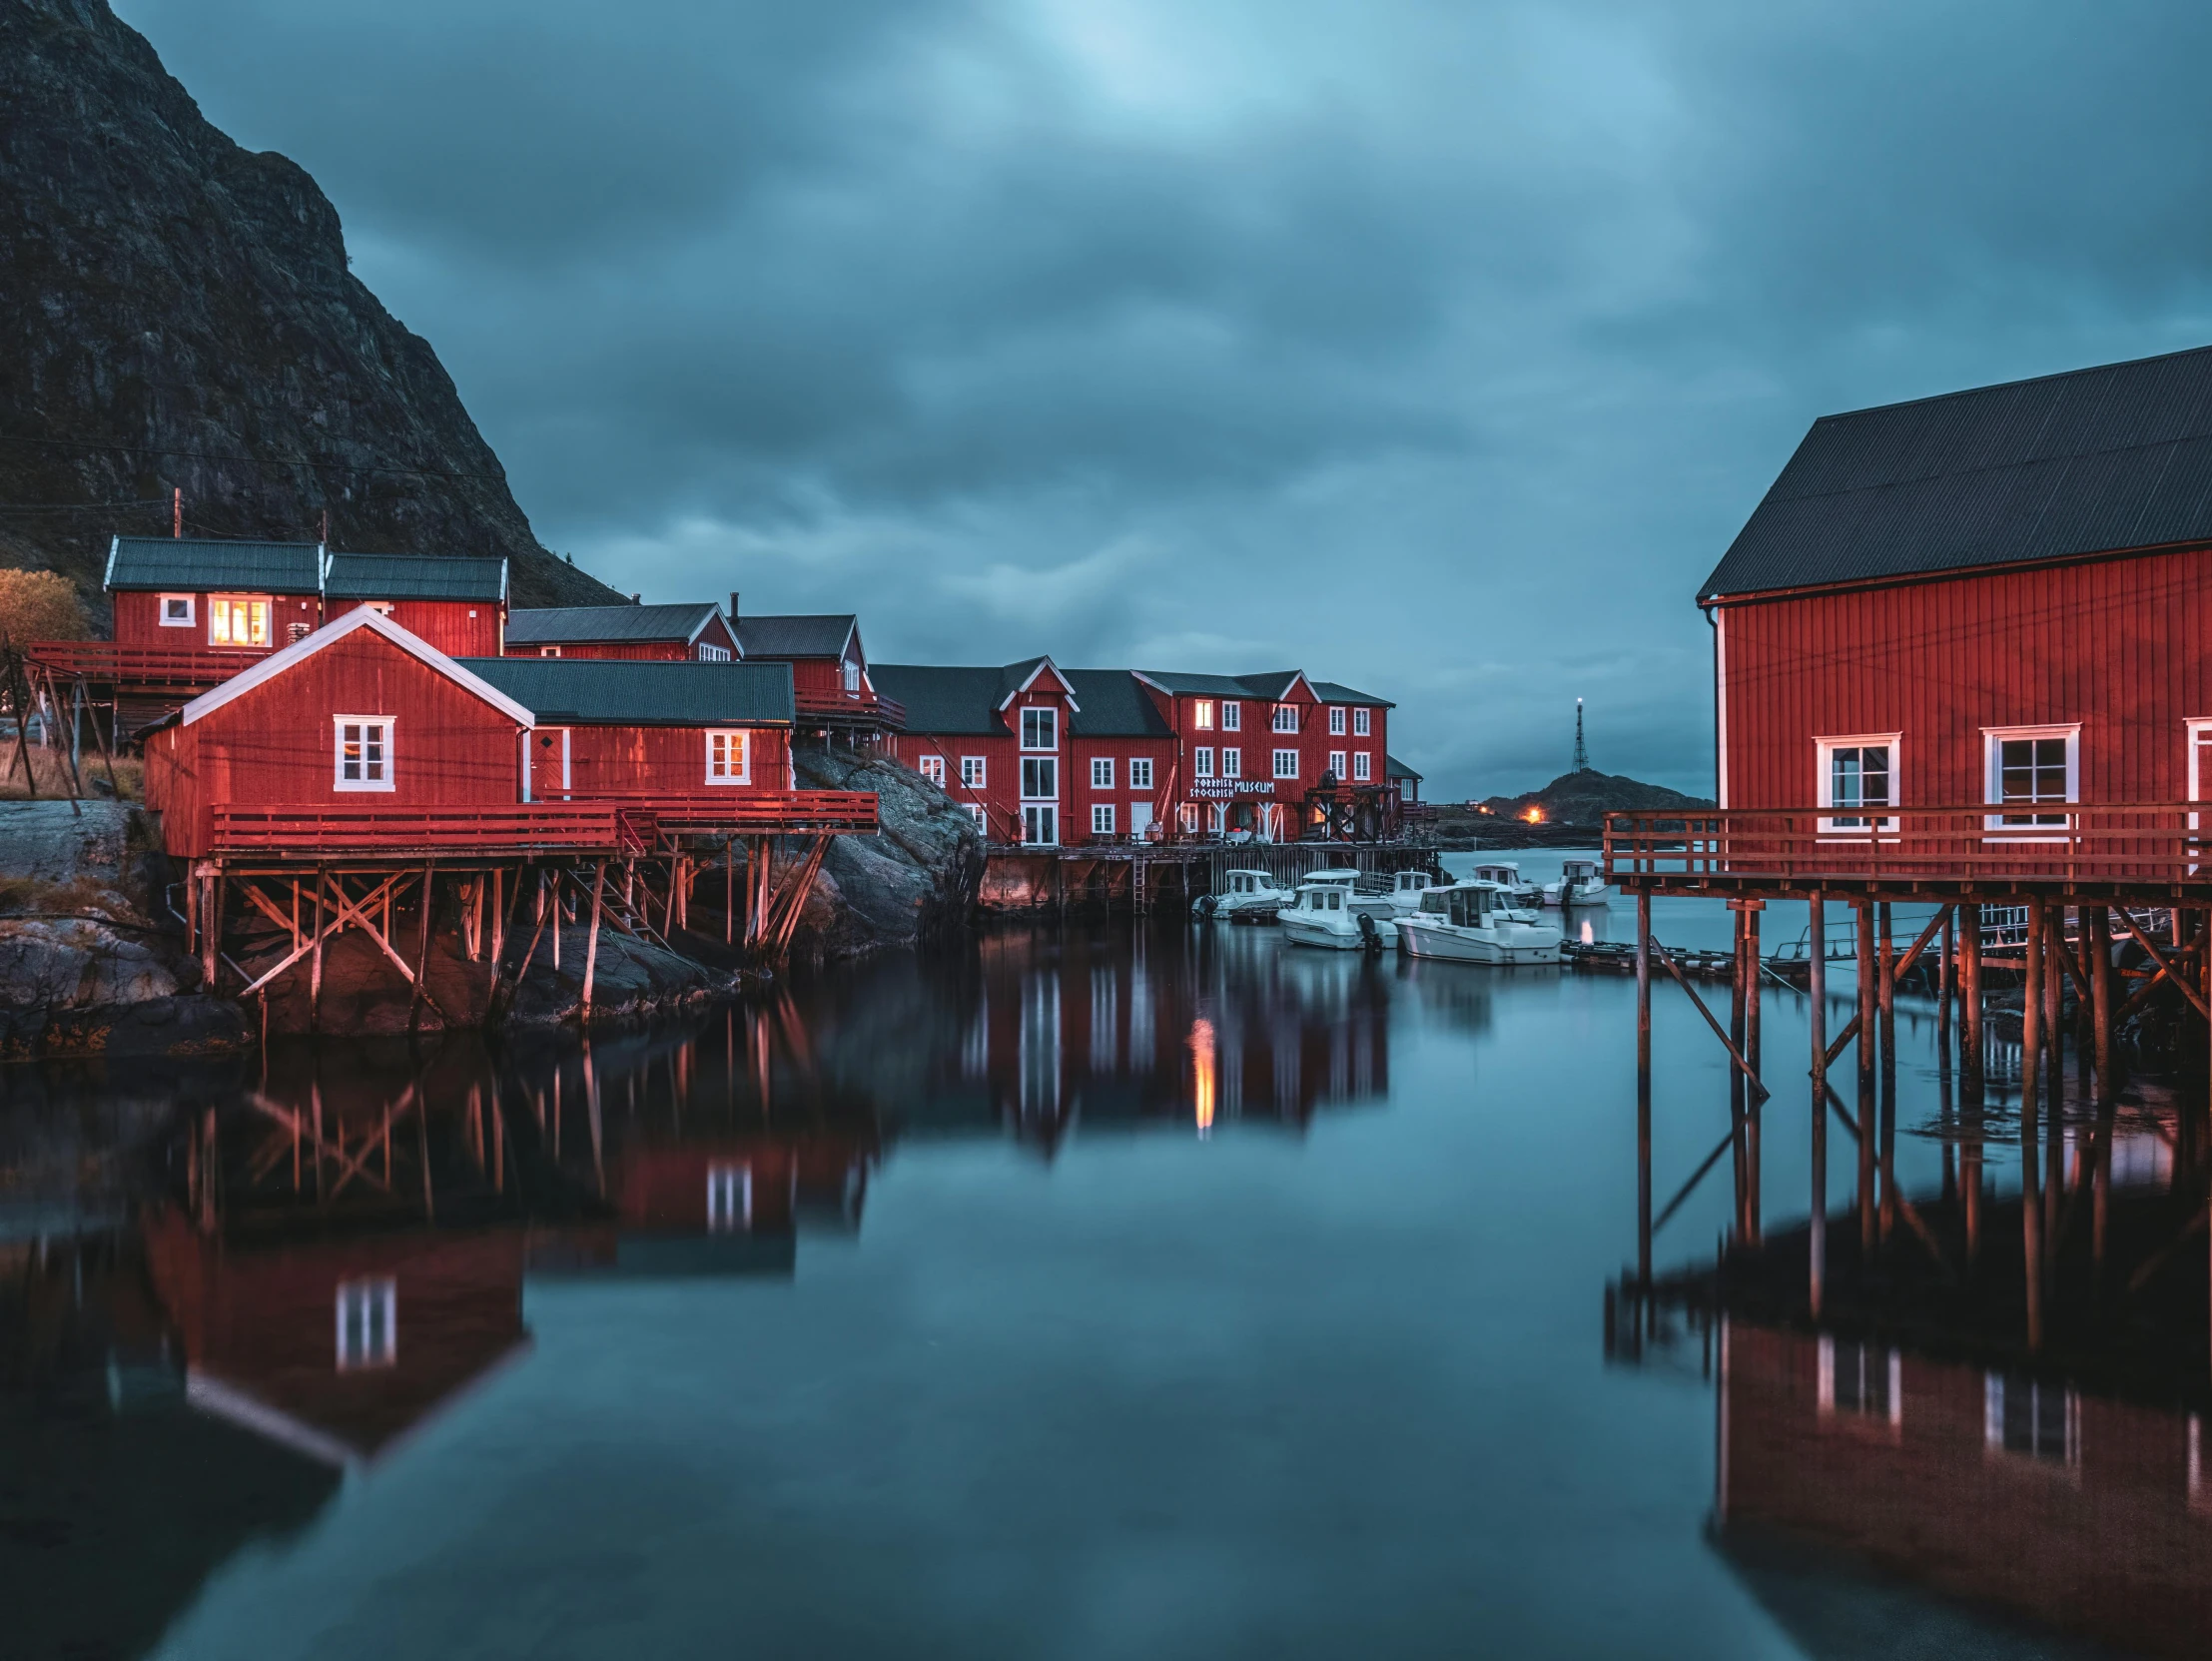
[106,535,322,594]
[1063,670,1174,738]
[733,614,856,659]
[1136,669,1309,701]
[1385,754,1421,781]
[505,602,722,645]
[1702,343,2212,601]
[457,658,793,726]
[868,664,1015,735]
[1310,678,1394,709]
[325,552,506,602]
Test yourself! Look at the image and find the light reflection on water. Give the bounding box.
[0,895,2205,1659]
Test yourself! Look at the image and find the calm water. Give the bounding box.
[1,851,2198,1658]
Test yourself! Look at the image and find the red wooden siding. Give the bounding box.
[1718,547,2212,811]
[114,588,319,651]
[529,724,792,799]
[149,628,527,856]
[330,597,502,657]
[507,613,738,662]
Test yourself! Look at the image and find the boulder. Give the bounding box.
[788,748,983,956]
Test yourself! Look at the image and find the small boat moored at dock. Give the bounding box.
[1543,858,1614,908]
[1398,881,1564,965]
[1196,868,1297,922]
[1469,862,1542,907]
[1278,881,1397,953]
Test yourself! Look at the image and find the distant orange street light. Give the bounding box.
[1523,806,1544,823]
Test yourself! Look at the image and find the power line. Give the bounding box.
[0,497,173,514]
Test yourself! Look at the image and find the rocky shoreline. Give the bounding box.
[0,757,982,1059]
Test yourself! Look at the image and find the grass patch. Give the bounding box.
[0,746,143,801]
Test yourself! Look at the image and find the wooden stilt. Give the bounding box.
[2044,902,2065,1243]
[1635,888,1652,1292]
[1959,900,1982,1268]
[2022,897,2045,1350]
[1808,892,1828,1318]
[1855,899,1877,1253]
[1878,900,1897,1243]
[1730,904,1749,1241]
[407,866,433,1032]
[581,859,607,1020]
[726,839,735,946]
[1745,900,1762,1244]
[309,869,328,1033]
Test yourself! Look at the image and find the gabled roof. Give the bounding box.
[1133,669,1317,702]
[872,662,1085,734]
[505,602,724,647]
[1063,670,1175,737]
[1309,678,1394,709]
[1385,754,1421,781]
[732,614,857,659]
[458,657,794,726]
[181,608,536,728]
[106,535,323,595]
[325,551,507,603]
[1703,343,2212,602]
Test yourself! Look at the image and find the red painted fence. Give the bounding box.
[29,640,267,688]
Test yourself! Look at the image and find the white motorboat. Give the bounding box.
[1469,861,1542,907]
[1399,881,1565,964]
[1278,880,1398,952]
[1542,858,1615,908]
[1206,868,1295,920]
[1382,868,1445,916]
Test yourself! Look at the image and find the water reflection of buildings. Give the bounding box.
[949,926,1392,1146]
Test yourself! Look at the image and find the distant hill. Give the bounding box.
[1475,769,1713,826]
[0,0,624,624]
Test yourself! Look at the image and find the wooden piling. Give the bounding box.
[2021,897,2045,1349]
[1635,888,1652,1292]
[581,859,607,1019]
[1745,899,1762,1243]
[1730,904,1749,1240]
[1855,898,1876,1252]
[1808,892,1828,1317]
[1878,900,1897,1242]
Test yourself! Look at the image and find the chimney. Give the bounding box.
[729,590,740,622]
[631,592,641,603]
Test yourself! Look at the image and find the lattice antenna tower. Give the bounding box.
[1573,697,1590,773]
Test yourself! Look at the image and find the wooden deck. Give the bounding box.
[793,686,905,731]
[1604,804,2212,900]
[28,638,268,690]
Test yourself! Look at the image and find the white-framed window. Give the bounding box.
[1129,757,1153,789]
[2189,719,2212,805]
[159,593,195,628]
[707,1163,752,1232]
[919,754,946,786]
[1221,702,1240,731]
[1092,757,1113,789]
[1327,749,1347,779]
[1021,706,1057,750]
[335,1277,396,1370]
[1194,746,1214,779]
[1193,699,1215,730]
[1352,752,1371,781]
[1179,803,1201,834]
[1273,748,1298,779]
[961,755,987,789]
[697,642,731,662]
[334,717,393,791]
[706,730,749,785]
[1818,1335,1901,1427]
[1985,1371,2078,1465]
[1021,756,1058,799]
[1023,803,1059,845]
[1983,725,2079,831]
[209,595,270,647]
[1272,704,1299,733]
[362,601,394,617]
[1328,706,1346,735]
[967,803,989,832]
[1353,707,1371,737]
[1220,748,1240,779]
[1817,734,1899,834]
[1093,804,1114,836]
[843,659,862,692]
[539,645,562,658]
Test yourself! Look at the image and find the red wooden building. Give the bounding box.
[1133,670,1394,841]
[728,600,905,738]
[1615,344,2212,891]
[105,533,325,652]
[503,600,738,661]
[324,550,507,656]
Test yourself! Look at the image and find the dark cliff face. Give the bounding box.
[0,0,622,620]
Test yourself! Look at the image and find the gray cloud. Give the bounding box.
[117,0,2212,798]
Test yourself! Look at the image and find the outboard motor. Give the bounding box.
[1356,910,1383,956]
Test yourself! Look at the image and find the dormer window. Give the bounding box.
[697,642,731,662]
[1021,707,1057,750]
[1272,704,1299,733]
[844,659,861,693]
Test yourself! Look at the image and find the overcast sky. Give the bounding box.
[118,0,2212,799]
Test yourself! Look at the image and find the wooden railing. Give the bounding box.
[29,639,268,686]
[565,789,881,834]
[793,687,906,729]
[1605,805,2212,889]
[211,804,626,856]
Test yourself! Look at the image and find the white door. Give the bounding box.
[1128,802,1153,837]
[1024,804,1059,845]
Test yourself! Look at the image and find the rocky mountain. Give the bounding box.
[0,0,621,625]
